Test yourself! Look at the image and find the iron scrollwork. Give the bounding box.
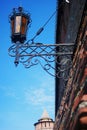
[8,42,74,80]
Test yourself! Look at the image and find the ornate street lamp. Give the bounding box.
[8,6,74,81]
[9,6,31,43]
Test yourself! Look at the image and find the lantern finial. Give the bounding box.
[18,6,23,12]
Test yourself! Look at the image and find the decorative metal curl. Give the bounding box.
[8,42,74,80]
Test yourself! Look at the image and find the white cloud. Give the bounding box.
[24,87,54,106]
[23,75,55,112]
[0,75,55,114]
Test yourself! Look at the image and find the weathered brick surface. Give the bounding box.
[54,1,87,130]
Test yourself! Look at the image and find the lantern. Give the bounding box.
[9,7,31,43]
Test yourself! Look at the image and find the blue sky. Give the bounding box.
[0,1,56,130]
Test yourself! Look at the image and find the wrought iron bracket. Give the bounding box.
[8,42,75,80]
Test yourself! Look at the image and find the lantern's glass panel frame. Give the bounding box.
[11,14,29,36]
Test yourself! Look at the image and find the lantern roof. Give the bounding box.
[10,6,30,19]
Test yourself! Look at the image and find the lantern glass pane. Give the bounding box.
[21,16,27,35]
[15,16,21,33]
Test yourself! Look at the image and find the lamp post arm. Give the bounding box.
[8,42,75,80]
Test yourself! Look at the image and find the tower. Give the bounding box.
[34,109,54,130]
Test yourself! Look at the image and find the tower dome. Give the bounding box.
[34,109,54,130]
[39,109,53,122]
[41,109,50,119]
